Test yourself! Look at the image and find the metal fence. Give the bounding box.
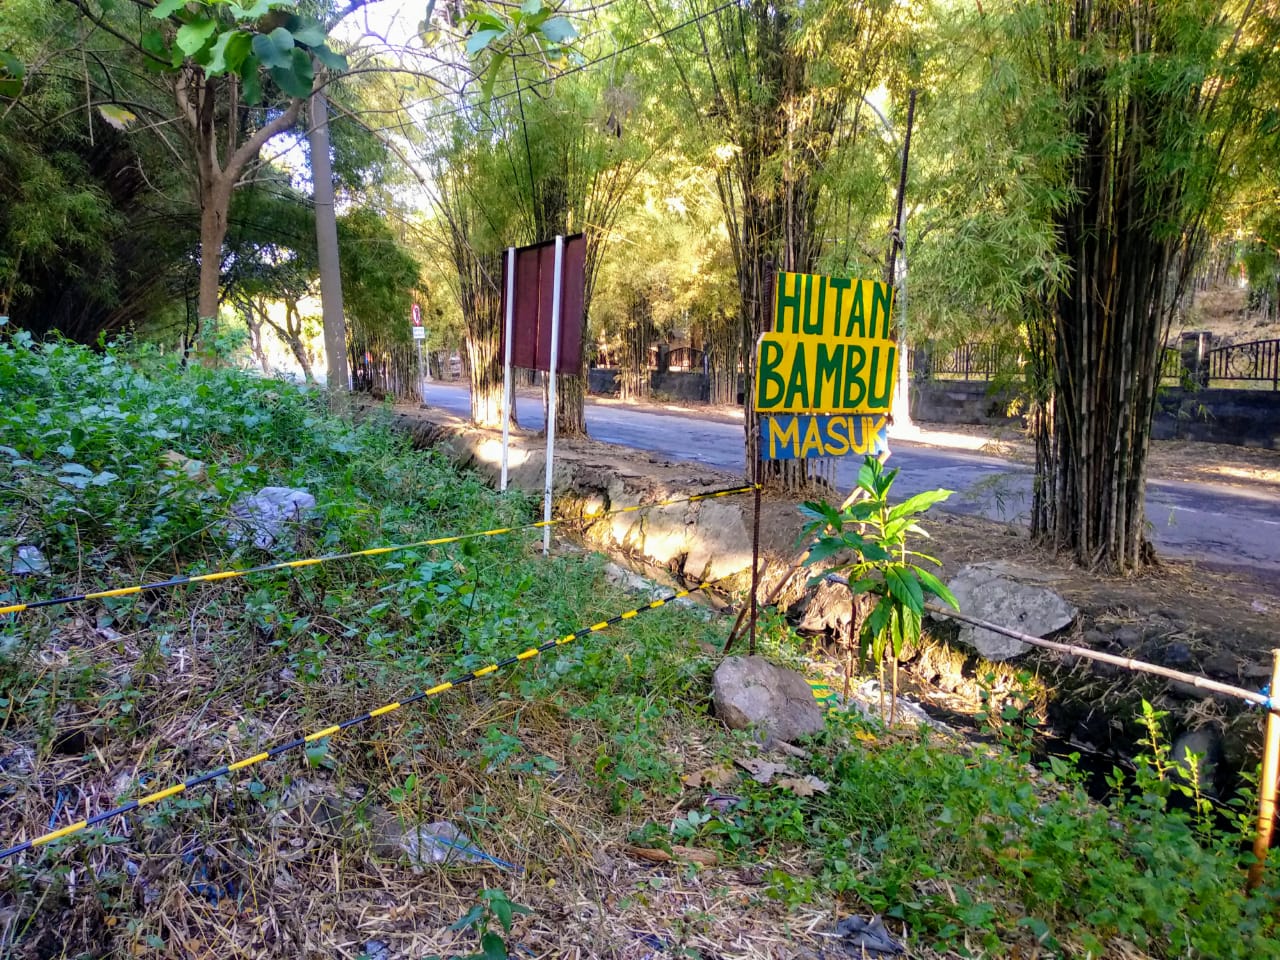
[908,342,1024,381]
[1205,338,1280,389]
[913,338,1280,390]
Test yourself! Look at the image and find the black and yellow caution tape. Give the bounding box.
[0,581,713,861]
[0,485,754,617]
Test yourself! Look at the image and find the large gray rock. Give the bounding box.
[944,562,1077,661]
[712,656,825,744]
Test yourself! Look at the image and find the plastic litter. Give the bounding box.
[821,916,905,957]
[225,487,316,551]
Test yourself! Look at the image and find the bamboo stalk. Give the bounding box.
[918,601,1269,707]
[1247,649,1280,892]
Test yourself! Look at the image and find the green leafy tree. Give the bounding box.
[647,0,912,491]
[802,457,957,723]
[0,0,195,340]
[58,0,348,342]
[1006,0,1280,571]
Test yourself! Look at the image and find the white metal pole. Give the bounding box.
[416,339,425,404]
[543,236,564,556]
[501,246,515,492]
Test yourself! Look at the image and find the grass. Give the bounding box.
[0,336,1278,959]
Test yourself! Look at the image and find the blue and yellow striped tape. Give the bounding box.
[0,581,712,861]
[0,485,753,617]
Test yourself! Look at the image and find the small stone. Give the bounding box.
[1112,626,1142,648]
[51,725,104,755]
[1091,660,1122,679]
[1168,680,1204,700]
[1171,728,1223,795]
[712,656,826,744]
[1082,629,1108,647]
[161,450,207,482]
[1201,650,1240,679]
[225,486,317,552]
[1243,661,1272,681]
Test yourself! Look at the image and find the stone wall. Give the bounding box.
[908,380,1024,427]
[909,379,1280,449]
[588,368,713,403]
[376,405,808,599]
[1152,387,1280,449]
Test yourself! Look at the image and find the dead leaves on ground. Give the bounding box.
[684,757,829,797]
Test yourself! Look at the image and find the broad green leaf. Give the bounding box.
[254,26,295,68]
[288,19,326,48]
[0,52,22,97]
[887,488,954,524]
[205,29,251,75]
[141,28,169,60]
[466,28,503,56]
[480,931,507,960]
[912,566,959,609]
[229,0,273,18]
[176,17,217,56]
[858,541,891,563]
[0,51,25,79]
[492,895,513,932]
[863,595,893,648]
[538,15,577,44]
[885,566,924,613]
[798,501,834,525]
[466,10,508,31]
[270,46,313,97]
[449,904,486,932]
[311,43,348,72]
[879,465,900,495]
[223,31,253,73]
[902,605,922,650]
[97,104,138,130]
[802,538,845,566]
[241,54,262,103]
[520,0,542,13]
[845,500,877,522]
[151,0,188,18]
[480,50,506,101]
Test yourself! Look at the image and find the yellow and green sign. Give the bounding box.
[755,271,897,460]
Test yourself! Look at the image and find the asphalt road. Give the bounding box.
[421,382,1280,573]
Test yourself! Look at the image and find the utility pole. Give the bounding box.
[882,90,917,428]
[309,86,350,391]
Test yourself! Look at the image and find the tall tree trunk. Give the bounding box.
[238,302,271,374]
[621,292,652,401]
[461,252,507,427]
[309,88,350,392]
[176,67,303,349]
[1024,0,1251,573]
[196,179,231,327]
[264,301,316,384]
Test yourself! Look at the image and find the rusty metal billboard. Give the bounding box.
[501,233,586,376]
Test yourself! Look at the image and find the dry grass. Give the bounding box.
[0,576,858,960]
